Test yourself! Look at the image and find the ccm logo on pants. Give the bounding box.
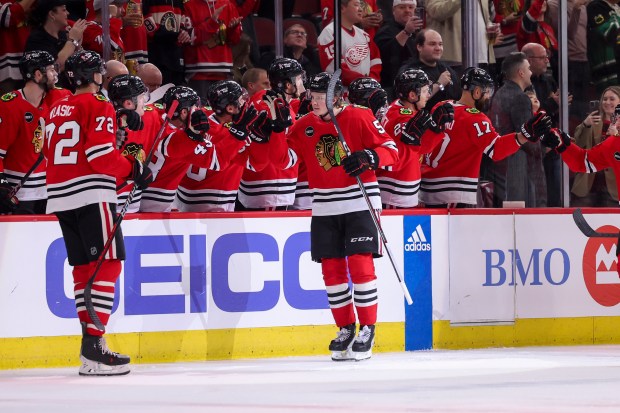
[351,237,374,242]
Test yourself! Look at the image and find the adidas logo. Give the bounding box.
[405,224,431,252]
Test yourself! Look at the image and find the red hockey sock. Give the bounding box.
[322,257,355,327]
[348,253,378,326]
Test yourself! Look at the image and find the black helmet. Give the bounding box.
[163,86,200,117]
[348,77,383,106]
[108,75,147,108]
[308,72,343,96]
[207,80,244,115]
[394,69,431,100]
[65,50,106,87]
[460,67,494,92]
[19,50,55,80]
[268,57,304,91]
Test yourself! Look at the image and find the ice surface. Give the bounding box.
[1,345,620,412]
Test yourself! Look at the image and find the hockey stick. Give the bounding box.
[83,100,179,332]
[116,100,179,191]
[572,208,617,238]
[8,152,45,199]
[326,69,414,305]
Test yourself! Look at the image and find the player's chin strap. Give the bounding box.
[326,69,414,306]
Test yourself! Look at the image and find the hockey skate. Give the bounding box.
[79,334,130,376]
[329,323,356,361]
[352,325,375,361]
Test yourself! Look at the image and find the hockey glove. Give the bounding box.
[248,111,271,143]
[367,89,388,117]
[263,90,292,133]
[520,111,552,142]
[186,107,210,141]
[429,102,454,133]
[342,149,379,177]
[296,94,312,119]
[229,103,258,141]
[117,108,143,131]
[0,173,18,214]
[131,160,154,190]
[541,128,571,153]
[401,110,433,146]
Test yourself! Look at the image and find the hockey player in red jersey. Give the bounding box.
[377,69,453,208]
[176,80,271,212]
[45,50,153,376]
[420,67,552,207]
[347,76,389,122]
[0,50,57,214]
[107,74,156,212]
[280,72,399,361]
[237,57,299,211]
[139,85,260,212]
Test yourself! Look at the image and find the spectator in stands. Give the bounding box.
[398,29,460,110]
[321,0,383,39]
[25,0,88,72]
[318,0,382,86]
[517,0,558,75]
[232,33,254,84]
[488,52,547,207]
[119,0,148,65]
[259,24,321,78]
[82,0,125,62]
[547,0,590,123]
[570,86,620,207]
[143,0,190,86]
[241,67,270,97]
[137,62,162,93]
[0,0,36,93]
[101,59,128,97]
[586,0,620,93]
[374,0,423,99]
[425,0,497,72]
[184,0,243,102]
[491,0,524,80]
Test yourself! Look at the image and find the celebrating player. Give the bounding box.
[45,50,153,376]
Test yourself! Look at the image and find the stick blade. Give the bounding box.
[572,208,617,238]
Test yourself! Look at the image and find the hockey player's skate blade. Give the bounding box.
[78,356,131,376]
[353,342,374,361]
[331,348,355,361]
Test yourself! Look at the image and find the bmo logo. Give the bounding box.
[582,225,620,307]
[45,232,328,318]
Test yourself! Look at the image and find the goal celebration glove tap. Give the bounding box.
[263,90,292,133]
[186,107,210,141]
[131,160,154,190]
[228,103,258,141]
[520,111,552,142]
[342,149,379,177]
[429,102,454,133]
[541,128,572,153]
[117,108,143,131]
[248,111,272,143]
[401,110,433,146]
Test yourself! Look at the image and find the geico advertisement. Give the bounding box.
[445,213,620,324]
[0,216,405,338]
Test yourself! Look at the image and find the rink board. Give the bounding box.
[2,209,620,369]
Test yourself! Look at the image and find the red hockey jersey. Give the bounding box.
[0,90,47,201]
[45,93,133,213]
[284,104,398,216]
[0,1,30,82]
[377,101,444,208]
[44,86,72,108]
[82,19,125,61]
[176,113,270,212]
[420,102,523,205]
[120,0,149,63]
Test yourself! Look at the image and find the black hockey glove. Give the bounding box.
[117,108,143,131]
[263,90,292,133]
[186,108,210,141]
[228,103,258,141]
[367,88,388,117]
[0,173,18,214]
[429,102,454,133]
[248,111,271,143]
[520,111,552,142]
[401,109,433,146]
[296,94,312,119]
[342,149,379,177]
[131,160,154,190]
[541,128,572,153]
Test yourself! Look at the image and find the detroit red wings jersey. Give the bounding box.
[318,22,381,86]
[0,90,47,201]
[285,105,398,216]
[45,93,133,213]
[176,114,269,212]
[377,102,444,208]
[116,104,164,212]
[560,136,620,204]
[238,90,298,209]
[140,117,246,212]
[420,102,522,205]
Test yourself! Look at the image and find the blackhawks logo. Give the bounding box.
[399,108,413,115]
[315,134,346,171]
[465,108,480,114]
[122,142,145,162]
[32,119,44,154]
[1,92,16,102]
